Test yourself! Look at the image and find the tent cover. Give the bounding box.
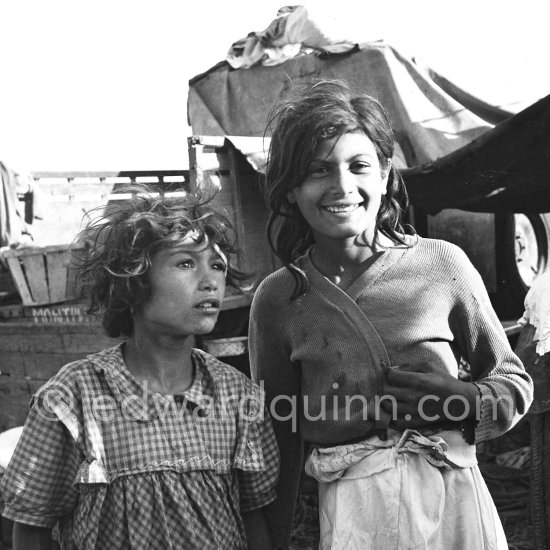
[188,41,550,214]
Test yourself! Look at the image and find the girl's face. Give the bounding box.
[287,132,388,245]
[133,238,227,339]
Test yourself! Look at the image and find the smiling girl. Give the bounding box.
[249,81,532,549]
[1,188,280,550]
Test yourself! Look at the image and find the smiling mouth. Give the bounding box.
[323,202,363,214]
[194,299,221,311]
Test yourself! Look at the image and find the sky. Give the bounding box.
[0,0,549,171]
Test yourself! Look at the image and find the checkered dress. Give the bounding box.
[0,345,279,549]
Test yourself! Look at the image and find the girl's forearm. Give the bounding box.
[243,508,272,550]
[13,522,52,550]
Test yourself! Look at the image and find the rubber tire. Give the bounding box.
[493,213,550,319]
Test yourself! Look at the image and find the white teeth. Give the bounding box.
[324,204,359,213]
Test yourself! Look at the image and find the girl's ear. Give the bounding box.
[381,161,392,196]
[286,190,297,204]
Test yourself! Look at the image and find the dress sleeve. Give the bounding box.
[0,392,82,528]
[238,403,280,513]
[248,280,304,550]
[449,248,533,442]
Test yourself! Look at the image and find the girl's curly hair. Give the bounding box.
[74,185,247,338]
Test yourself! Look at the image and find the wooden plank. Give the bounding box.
[0,304,25,319]
[0,330,68,353]
[32,170,189,179]
[21,252,50,304]
[22,352,88,380]
[30,244,83,255]
[3,256,34,305]
[65,263,82,302]
[221,293,253,311]
[61,331,118,353]
[190,136,226,148]
[2,244,83,258]
[0,324,116,353]
[46,249,69,302]
[227,148,246,271]
[0,379,34,431]
[38,183,116,203]
[0,323,101,335]
[0,351,28,378]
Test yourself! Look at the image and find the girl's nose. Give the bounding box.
[198,270,218,291]
[330,167,354,195]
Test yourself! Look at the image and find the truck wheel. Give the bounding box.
[514,213,549,289]
[495,213,550,318]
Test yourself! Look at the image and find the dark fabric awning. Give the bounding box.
[402,94,550,214]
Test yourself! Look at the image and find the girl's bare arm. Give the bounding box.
[243,508,272,550]
[13,522,52,550]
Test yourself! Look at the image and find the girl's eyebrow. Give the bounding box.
[167,247,208,257]
[310,153,375,164]
[167,246,227,265]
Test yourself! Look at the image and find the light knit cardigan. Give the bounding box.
[249,236,533,549]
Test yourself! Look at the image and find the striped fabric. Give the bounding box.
[1,345,279,549]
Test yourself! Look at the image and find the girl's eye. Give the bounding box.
[351,161,371,173]
[212,262,227,272]
[307,164,329,178]
[177,259,194,268]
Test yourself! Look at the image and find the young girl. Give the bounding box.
[1,188,279,550]
[249,80,533,549]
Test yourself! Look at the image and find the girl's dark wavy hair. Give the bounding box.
[74,185,248,338]
[265,79,411,298]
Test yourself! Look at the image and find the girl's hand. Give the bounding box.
[380,362,479,429]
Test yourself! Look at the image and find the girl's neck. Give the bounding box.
[123,332,196,395]
[311,231,380,266]
[310,231,391,288]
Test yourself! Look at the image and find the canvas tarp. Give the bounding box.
[189,42,500,166]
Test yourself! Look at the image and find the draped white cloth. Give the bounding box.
[519,271,550,356]
[305,429,508,549]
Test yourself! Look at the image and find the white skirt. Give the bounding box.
[305,429,508,550]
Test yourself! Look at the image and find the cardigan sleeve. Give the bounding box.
[449,246,533,442]
[248,277,303,550]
